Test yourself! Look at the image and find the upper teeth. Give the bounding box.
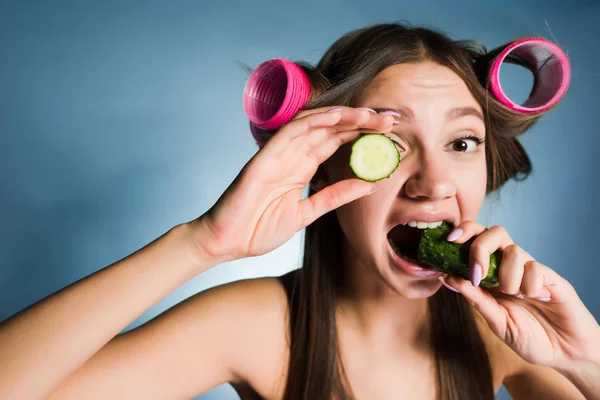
[404,221,444,229]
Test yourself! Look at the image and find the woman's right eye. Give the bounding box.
[389,137,406,153]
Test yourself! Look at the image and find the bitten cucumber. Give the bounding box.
[417,222,501,288]
[349,134,400,182]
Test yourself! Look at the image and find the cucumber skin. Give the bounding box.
[417,222,500,288]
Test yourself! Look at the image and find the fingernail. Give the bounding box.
[447,229,463,242]
[438,276,461,293]
[471,262,482,287]
[378,110,402,118]
[326,107,343,113]
[367,184,377,194]
[535,297,552,302]
[356,107,376,114]
[515,293,526,299]
[378,110,401,125]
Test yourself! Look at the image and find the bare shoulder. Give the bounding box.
[206,272,293,398]
[202,273,291,368]
[199,273,289,320]
[152,271,293,398]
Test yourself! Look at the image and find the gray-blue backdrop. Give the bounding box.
[1,1,599,399]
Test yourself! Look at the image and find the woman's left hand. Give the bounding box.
[440,221,600,369]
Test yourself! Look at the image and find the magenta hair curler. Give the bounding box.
[243,58,311,132]
[487,37,571,114]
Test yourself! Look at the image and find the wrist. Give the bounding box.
[554,358,600,400]
[179,217,236,271]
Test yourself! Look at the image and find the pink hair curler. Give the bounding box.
[488,37,571,114]
[243,58,311,131]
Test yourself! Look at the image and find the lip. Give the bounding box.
[390,210,456,228]
[386,240,443,279]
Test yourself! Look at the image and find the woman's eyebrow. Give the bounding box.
[446,106,484,123]
[371,106,484,123]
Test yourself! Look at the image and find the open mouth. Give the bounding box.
[387,224,424,262]
[386,221,449,263]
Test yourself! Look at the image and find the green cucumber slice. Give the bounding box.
[417,222,501,288]
[349,134,400,182]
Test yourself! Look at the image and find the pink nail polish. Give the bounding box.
[378,110,401,125]
[378,110,402,118]
[356,107,377,113]
[438,276,461,293]
[471,262,482,287]
[326,107,343,113]
[447,229,463,242]
[535,297,552,302]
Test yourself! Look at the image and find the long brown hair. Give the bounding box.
[277,23,547,400]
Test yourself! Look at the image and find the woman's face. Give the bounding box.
[326,61,488,298]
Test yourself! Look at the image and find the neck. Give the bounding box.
[336,238,431,349]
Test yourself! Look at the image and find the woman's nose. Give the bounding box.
[403,154,456,201]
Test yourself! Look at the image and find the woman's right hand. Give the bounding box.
[194,107,395,262]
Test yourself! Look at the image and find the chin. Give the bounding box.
[378,264,444,299]
[402,282,443,299]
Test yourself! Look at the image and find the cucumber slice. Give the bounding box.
[417,222,501,288]
[349,134,400,182]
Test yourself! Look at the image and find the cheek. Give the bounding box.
[456,157,487,218]
[334,186,385,261]
[336,192,380,238]
[329,144,384,235]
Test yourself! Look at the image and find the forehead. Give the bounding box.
[356,61,482,113]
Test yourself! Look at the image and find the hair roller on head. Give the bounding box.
[243,58,312,147]
[474,37,571,114]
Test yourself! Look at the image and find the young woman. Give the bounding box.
[1,23,599,400]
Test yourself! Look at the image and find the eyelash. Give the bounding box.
[389,138,405,151]
[450,134,485,153]
[453,134,485,146]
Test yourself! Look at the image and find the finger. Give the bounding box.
[442,275,508,338]
[292,105,379,122]
[304,122,392,150]
[446,220,486,244]
[543,269,578,305]
[280,107,394,158]
[469,225,514,287]
[301,124,365,151]
[271,110,345,146]
[299,178,376,227]
[521,261,577,304]
[519,260,553,299]
[291,106,341,121]
[308,127,398,165]
[309,129,364,165]
[494,244,532,295]
[290,107,394,140]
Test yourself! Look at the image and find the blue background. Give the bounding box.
[1,1,599,398]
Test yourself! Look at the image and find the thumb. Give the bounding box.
[300,178,376,227]
[441,275,507,338]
